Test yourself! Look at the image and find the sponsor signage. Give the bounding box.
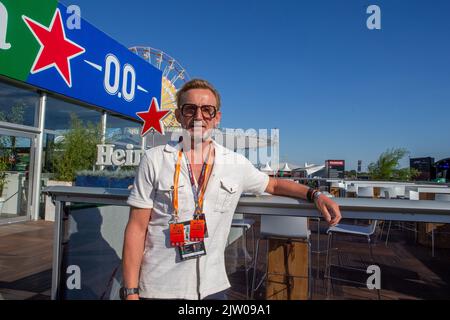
[96,144,144,167]
[0,0,162,121]
[325,159,345,179]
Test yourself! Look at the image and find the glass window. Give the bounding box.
[0,133,33,222]
[106,113,142,148]
[45,96,102,131]
[43,97,102,176]
[42,132,57,174]
[0,81,39,127]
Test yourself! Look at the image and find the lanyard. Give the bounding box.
[173,144,213,221]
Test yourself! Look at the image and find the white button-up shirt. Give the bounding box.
[126,140,269,299]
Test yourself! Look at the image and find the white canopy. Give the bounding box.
[291,162,326,177]
[260,162,273,172]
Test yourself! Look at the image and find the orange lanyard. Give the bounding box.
[172,146,213,221]
[172,150,183,221]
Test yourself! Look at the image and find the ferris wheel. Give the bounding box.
[129,46,190,129]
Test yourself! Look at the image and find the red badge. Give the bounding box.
[190,219,205,242]
[170,223,185,246]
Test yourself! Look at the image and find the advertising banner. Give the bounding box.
[0,0,162,121]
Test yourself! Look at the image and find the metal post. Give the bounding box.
[317,218,320,279]
[30,92,46,220]
[325,232,332,298]
[431,228,435,258]
[243,226,249,299]
[308,242,312,299]
[251,238,261,299]
[101,111,107,144]
[100,112,107,171]
[51,200,63,300]
[385,221,392,246]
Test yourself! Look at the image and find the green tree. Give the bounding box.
[0,103,26,124]
[368,148,419,181]
[0,104,26,165]
[0,136,13,197]
[345,170,357,179]
[52,113,102,181]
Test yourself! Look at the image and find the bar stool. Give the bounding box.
[310,193,336,279]
[429,194,450,257]
[310,217,329,279]
[324,220,381,299]
[384,190,419,246]
[231,218,256,299]
[250,215,311,300]
[356,186,374,198]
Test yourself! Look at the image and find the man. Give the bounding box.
[122,79,342,300]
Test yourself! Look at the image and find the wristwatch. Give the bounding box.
[313,191,323,202]
[119,287,139,300]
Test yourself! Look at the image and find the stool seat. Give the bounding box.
[232,218,255,230]
[260,215,310,239]
[327,223,376,237]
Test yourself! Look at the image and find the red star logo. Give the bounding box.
[22,9,85,87]
[136,98,170,136]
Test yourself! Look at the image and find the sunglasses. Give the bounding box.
[180,104,217,119]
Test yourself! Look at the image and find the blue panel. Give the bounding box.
[26,3,162,121]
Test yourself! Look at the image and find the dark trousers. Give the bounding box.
[203,290,228,300]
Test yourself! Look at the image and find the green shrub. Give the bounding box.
[368,148,420,181]
[52,113,102,181]
[0,157,8,197]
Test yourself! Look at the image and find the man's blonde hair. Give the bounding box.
[176,79,221,110]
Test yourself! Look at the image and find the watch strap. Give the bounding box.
[120,287,139,299]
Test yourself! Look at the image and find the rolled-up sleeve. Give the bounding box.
[127,153,156,209]
[241,157,270,196]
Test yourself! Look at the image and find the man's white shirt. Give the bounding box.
[127,140,269,299]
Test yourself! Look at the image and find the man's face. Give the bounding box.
[175,88,221,141]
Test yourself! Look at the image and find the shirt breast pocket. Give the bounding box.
[214,178,239,213]
[153,181,185,216]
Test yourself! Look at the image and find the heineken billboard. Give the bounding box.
[0,0,162,121]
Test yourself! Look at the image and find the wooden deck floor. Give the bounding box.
[0,221,53,300]
[225,216,450,300]
[0,218,449,300]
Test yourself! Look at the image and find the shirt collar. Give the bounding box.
[163,139,232,156]
[163,140,182,153]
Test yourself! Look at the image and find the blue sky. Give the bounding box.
[62,0,450,170]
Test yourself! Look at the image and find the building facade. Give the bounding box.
[0,0,162,224]
[0,77,145,224]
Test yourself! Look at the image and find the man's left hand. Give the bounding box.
[314,195,342,227]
